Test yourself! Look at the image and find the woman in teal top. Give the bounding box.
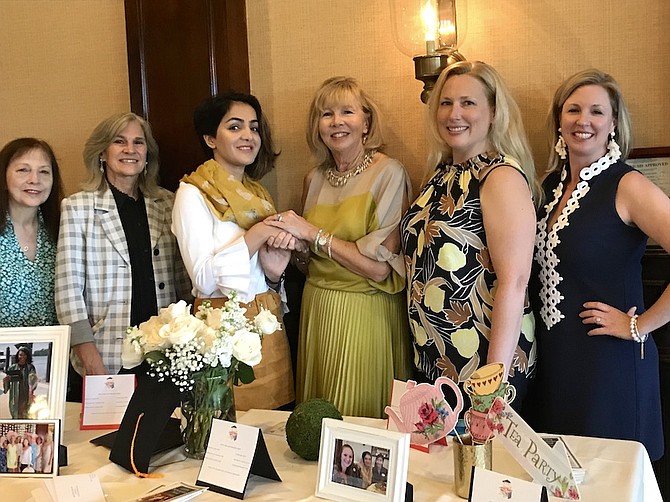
[0,138,64,327]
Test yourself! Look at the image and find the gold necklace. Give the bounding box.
[326,150,376,187]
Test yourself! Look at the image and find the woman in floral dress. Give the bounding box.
[0,138,63,328]
[401,61,540,406]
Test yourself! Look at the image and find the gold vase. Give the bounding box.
[453,434,492,498]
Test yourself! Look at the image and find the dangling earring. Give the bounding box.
[362,134,368,146]
[554,128,567,160]
[99,157,105,172]
[144,161,148,175]
[607,131,621,160]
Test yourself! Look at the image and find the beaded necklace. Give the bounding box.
[325,150,376,187]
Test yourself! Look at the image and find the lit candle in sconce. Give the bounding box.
[421,0,438,55]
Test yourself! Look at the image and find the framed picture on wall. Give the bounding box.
[627,147,670,197]
[316,418,410,502]
[0,326,70,423]
[627,147,670,248]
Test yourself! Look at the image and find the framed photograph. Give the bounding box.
[0,326,70,423]
[316,418,410,502]
[627,146,670,197]
[0,419,60,477]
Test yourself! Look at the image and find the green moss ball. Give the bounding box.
[286,398,343,461]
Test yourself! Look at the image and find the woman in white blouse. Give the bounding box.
[172,92,295,410]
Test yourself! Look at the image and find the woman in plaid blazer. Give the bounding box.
[55,113,191,376]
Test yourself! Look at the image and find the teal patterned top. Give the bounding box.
[0,213,57,327]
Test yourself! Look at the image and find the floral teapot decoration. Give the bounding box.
[384,377,463,445]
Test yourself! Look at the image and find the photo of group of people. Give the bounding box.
[0,343,52,420]
[331,438,389,495]
[0,421,56,474]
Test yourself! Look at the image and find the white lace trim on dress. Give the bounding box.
[535,151,620,329]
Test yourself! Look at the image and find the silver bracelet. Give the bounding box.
[629,314,649,359]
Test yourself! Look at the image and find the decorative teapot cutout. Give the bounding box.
[385,377,463,445]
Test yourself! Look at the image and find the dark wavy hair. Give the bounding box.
[0,138,64,242]
[15,346,33,365]
[193,91,279,180]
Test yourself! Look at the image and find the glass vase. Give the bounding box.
[180,368,236,459]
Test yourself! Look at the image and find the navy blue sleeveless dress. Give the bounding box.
[529,158,663,460]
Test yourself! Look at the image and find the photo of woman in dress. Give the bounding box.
[1,346,38,419]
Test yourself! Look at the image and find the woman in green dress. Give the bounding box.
[266,76,412,417]
[2,347,38,419]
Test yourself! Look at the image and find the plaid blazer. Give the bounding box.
[55,185,192,374]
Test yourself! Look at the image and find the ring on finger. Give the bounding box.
[596,316,601,323]
[277,214,283,222]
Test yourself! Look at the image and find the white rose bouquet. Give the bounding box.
[122,292,280,392]
[122,293,281,458]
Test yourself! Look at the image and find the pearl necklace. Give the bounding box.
[325,150,376,187]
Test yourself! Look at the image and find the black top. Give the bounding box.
[109,183,158,327]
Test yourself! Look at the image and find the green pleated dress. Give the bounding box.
[297,156,413,418]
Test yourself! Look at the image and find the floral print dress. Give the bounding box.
[401,152,536,401]
[0,213,57,327]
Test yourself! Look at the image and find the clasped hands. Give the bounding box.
[264,210,312,254]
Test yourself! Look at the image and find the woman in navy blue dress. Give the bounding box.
[528,69,670,460]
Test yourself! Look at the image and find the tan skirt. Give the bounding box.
[194,290,294,411]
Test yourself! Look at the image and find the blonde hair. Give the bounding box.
[82,112,161,196]
[306,76,384,170]
[426,61,541,204]
[545,68,632,175]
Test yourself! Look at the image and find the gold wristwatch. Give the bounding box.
[314,228,328,253]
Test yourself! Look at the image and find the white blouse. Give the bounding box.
[171,182,268,303]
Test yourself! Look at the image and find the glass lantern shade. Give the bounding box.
[390,0,466,57]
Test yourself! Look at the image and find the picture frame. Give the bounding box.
[0,418,60,477]
[316,418,410,502]
[0,326,70,423]
[627,146,670,198]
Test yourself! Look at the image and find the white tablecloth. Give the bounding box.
[7,404,662,501]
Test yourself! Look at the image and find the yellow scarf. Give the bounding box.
[182,159,276,229]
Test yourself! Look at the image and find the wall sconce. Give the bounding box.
[390,0,467,103]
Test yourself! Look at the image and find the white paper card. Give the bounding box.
[470,467,547,501]
[81,374,135,429]
[197,419,258,494]
[43,473,106,502]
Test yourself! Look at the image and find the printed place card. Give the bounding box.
[43,473,106,502]
[469,467,548,501]
[81,374,136,430]
[196,418,280,499]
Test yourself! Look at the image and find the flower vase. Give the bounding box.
[180,369,236,459]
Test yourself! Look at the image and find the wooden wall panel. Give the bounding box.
[124,0,250,191]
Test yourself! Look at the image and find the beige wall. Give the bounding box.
[2,1,668,205]
[247,0,670,211]
[1,0,129,195]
